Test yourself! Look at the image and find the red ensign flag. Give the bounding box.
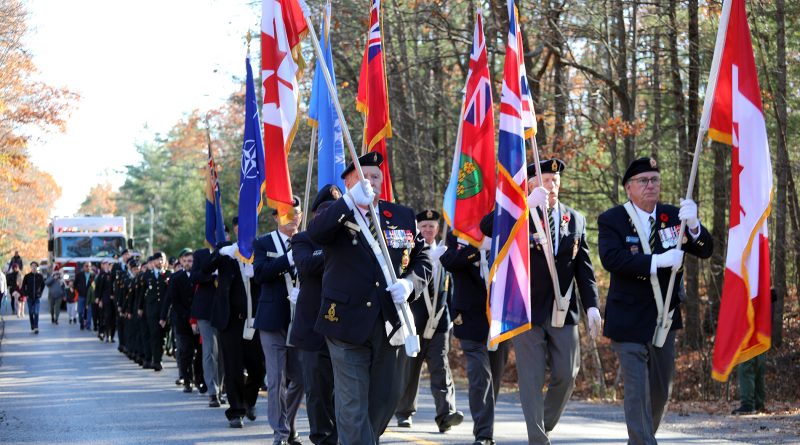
[709,0,772,382]
[357,0,393,202]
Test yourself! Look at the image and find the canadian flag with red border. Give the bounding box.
[709,0,772,382]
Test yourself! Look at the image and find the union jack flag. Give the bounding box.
[488,0,532,346]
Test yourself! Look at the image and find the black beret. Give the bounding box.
[120,249,130,255]
[340,151,383,179]
[231,216,238,227]
[271,195,302,215]
[311,185,343,212]
[416,209,441,222]
[127,259,140,268]
[622,157,660,185]
[153,251,165,260]
[527,158,565,178]
[168,257,178,266]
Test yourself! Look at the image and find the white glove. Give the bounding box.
[527,186,548,210]
[587,307,602,339]
[288,287,300,305]
[387,278,414,305]
[479,237,493,252]
[219,243,238,258]
[243,263,254,278]
[679,199,700,231]
[654,249,684,270]
[348,179,375,207]
[429,245,447,262]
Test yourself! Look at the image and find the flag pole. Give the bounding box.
[297,0,419,356]
[656,0,732,346]
[301,127,317,231]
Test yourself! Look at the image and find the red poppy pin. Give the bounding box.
[659,213,669,223]
[562,214,570,224]
[383,209,393,218]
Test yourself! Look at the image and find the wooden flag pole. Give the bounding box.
[297,1,420,357]
[301,126,317,231]
[655,0,731,347]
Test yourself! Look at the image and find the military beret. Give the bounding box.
[120,249,130,255]
[527,158,565,178]
[622,157,659,185]
[416,209,441,222]
[231,216,239,227]
[272,195,302,215]
[127,259,140,268]
[311,184,343,212]
[153,251,165,260]
[168,257,178,266]
[179,248,193,257]
[340,151,383,179]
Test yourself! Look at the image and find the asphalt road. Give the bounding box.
[0,312,751,445]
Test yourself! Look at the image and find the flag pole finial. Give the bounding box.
[246,31,252,56]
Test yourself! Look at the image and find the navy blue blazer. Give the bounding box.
[161,269,194,335]
[440,233,488,343]
[308,198,432,345]
[480,203,600,326]
[252,231,294,333]
[190,248,216,321]
[288,231,326,351]
[202,246,260,333]
[598,203,713,343]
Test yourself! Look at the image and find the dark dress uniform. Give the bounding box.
[97,270,115,342]
[203,245,266,423]
[308,196,431,445]
[252,229,304,443]
[162,269,201,390]
[599,202,712,444]
[191,248,225,402]
[440,233,508,443]
[290,230,337,445]
[140,268,169,368]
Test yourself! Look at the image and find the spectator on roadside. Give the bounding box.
[65,276,79,324]
[22,261,45,334]
[7,263,22,316]
[0,267,7,314]
[74,262,95,330]
[45,269,66,325]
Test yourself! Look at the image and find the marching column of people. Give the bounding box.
[31,155,716,445]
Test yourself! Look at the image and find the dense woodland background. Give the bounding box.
[1,0,797,403]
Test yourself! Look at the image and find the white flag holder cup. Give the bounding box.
[297,0,419,357]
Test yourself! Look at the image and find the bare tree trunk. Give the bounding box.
[550,0,567,147]
[651,25,662,159]
[613,0,634,165]
[707,141,728,335]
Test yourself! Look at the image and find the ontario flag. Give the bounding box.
[443,10,496,247]
[357,0,393,201]
[488,0,531,346]
[262,0,308,224]
[204,142,226,248]
[709,0,772,382]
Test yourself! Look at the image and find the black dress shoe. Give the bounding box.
[732,405,755,415]
[153,362,163,372]
[183,384,192,393]
[229,417,244,428]
[143,361,153,369]
[209,395,221,408]
[397,418,412,428]
[288,432,303,445]
[175,378,184,386]
[245,406,256,421]
[472,440,496,445]
[198,383,208,394]
[438,410,464,432]
[219,395,228,405]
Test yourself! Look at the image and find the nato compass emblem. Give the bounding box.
[241,139,259,179]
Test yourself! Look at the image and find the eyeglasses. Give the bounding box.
[631,176,661,187]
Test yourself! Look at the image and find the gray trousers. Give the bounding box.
[395,330,457,425]
[513,322,580,445]
[300,347,337,445]
[612,330,676,445]
[197,319,224,397]
[50,296,63,322]
[260,330,304,444]
[326,318,408,445]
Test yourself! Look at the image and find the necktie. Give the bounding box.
[285,238,291,251]
[548,207,556,246]
[649,216,657,251]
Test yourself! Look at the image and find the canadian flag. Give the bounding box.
[709,0,772,382]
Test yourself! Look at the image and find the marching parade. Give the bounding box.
[0,0,788,444]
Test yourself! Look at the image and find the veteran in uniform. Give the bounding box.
[440,234,508,445]
[484,159,601,444]
[140,252,170,371]
[395,209,463,432]
[289,184,341,445]
[598,157,713,444]
[252,196,305,445]
[308,152,432,445]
